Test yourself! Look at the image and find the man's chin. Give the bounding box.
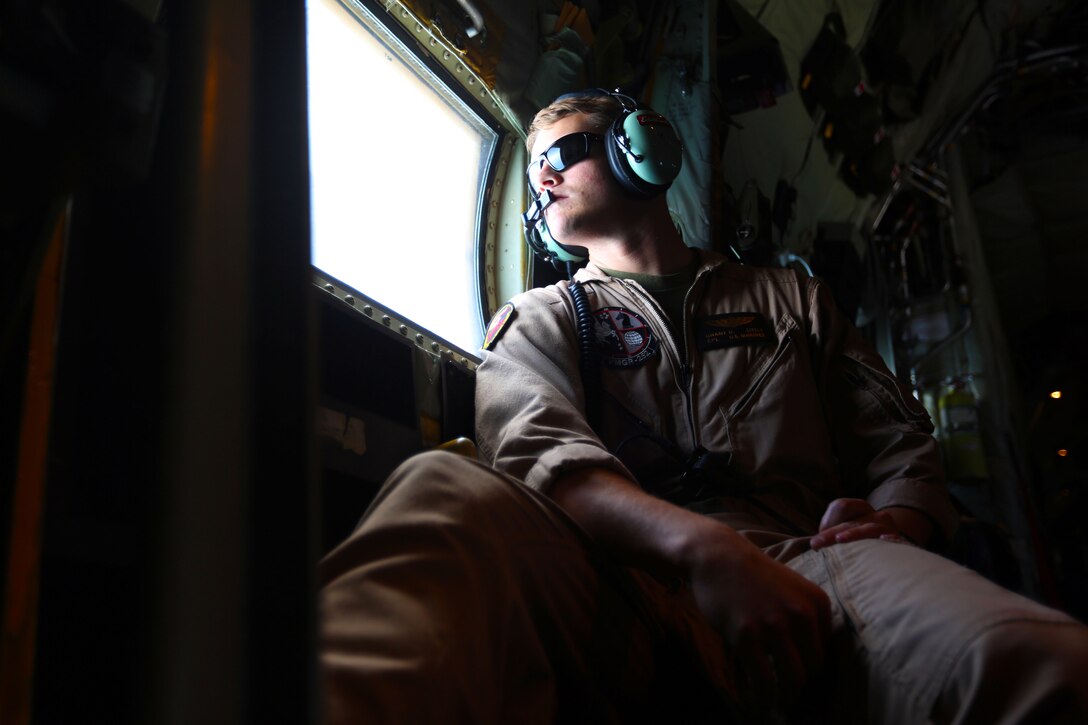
[544,215,572,241]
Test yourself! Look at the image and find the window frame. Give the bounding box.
[307,0,511,358]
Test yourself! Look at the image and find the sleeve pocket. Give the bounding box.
[839,355,933,433]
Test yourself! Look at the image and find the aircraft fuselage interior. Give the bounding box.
[3,0,1087,722]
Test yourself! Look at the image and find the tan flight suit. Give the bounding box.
[321,251,1088,723]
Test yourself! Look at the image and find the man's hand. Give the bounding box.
[551,468,832,705]
[810,498,907,550]
[687,530,832,703]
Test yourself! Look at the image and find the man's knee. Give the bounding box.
[388,448,495,488]
[372,449,516,511]
[365,449,584,546]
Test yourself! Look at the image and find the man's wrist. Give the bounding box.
[882,506,936,548]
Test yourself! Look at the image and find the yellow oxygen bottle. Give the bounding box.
[938,376,989,482]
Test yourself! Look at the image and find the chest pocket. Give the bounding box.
[725,317,797,422]
[716,313,828,478]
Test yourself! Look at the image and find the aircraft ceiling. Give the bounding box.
[472,0,1087,373]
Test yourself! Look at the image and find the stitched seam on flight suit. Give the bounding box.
[818,544,932,718]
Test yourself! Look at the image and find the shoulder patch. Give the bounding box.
[483,302,516,350]
[697,313,775,351]
[593,306,660,369]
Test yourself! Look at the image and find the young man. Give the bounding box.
[320,93,1088,723]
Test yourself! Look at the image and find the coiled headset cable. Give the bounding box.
[567,262,603,431]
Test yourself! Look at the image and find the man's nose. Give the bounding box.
[536,161,561,191]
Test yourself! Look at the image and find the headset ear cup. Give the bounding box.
[605,119,655,199]
[605,105,683,199]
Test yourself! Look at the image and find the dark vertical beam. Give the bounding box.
[151,2,254,720]
[10,2,316,721]
[151,1,316,723]
[0,204,66,725]
[248,1,318,723]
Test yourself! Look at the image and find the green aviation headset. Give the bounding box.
[522,89,684,268]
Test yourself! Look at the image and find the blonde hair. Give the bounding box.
[525,93,623,153]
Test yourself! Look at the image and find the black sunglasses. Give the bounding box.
[526,132,602,187]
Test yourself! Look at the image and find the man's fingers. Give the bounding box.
[801,590,831,671]
[735,632,777,703]
[768,633,807,700]
[733,587,831,706]
[811,512,901,549]
[832,522,889,543]
[810,520,860,549]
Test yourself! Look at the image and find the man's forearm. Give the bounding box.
[549,466,736,579]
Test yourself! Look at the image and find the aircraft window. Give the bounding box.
[306,0,499,354]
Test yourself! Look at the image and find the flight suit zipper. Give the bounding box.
[615,277,698,450]
[735,333,792,411]
[679,270,712,439]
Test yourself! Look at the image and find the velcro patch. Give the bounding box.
[697,313,775,351]
[483,302,515,350]
[594,306,660,369]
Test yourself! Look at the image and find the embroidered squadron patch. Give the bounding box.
[696,313,775,351]
[483,302,515,350]
[593,306,659,369]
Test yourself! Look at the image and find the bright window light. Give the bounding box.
[306,0,498,353]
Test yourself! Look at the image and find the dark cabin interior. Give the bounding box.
[2,1,1086,723]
